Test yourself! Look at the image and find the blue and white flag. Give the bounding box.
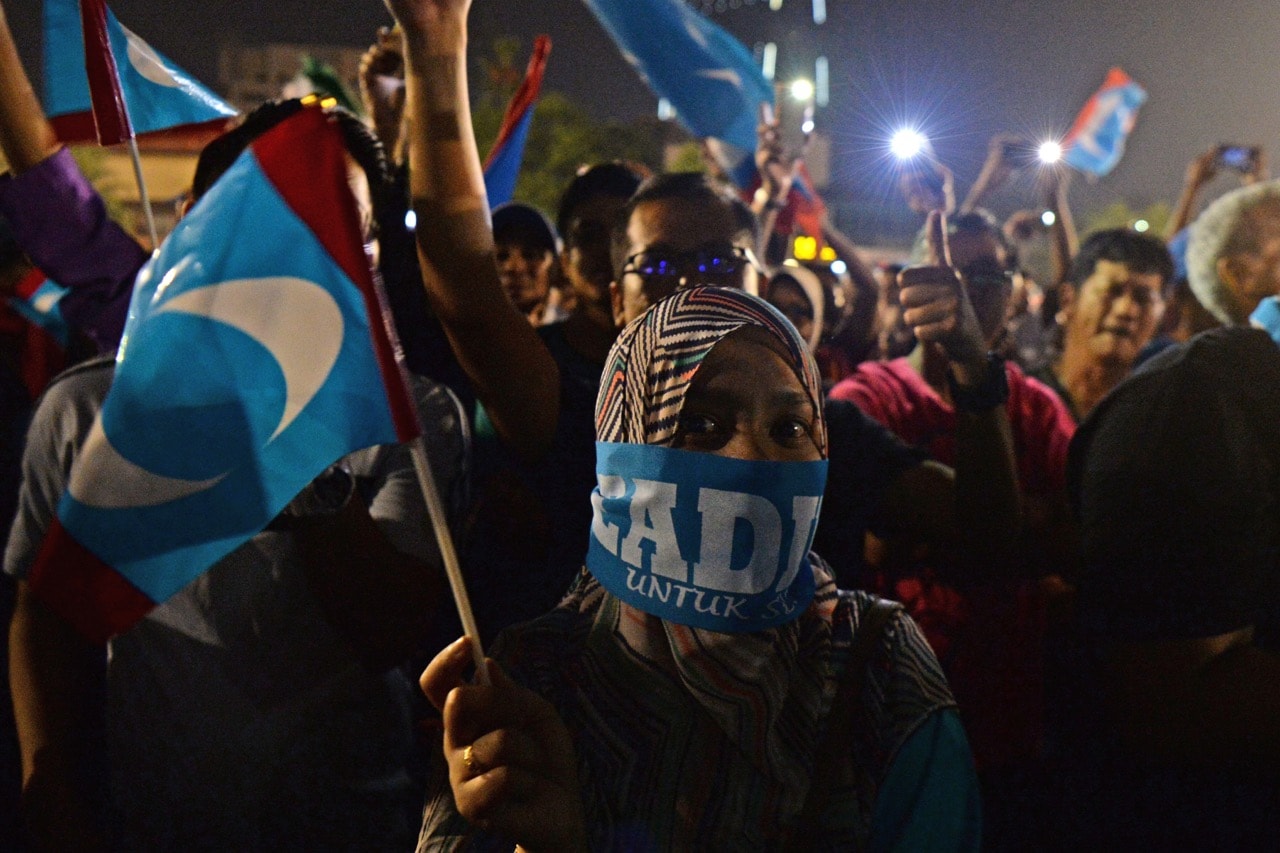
[44,0,237,144]
[30,106,419,642]
[581,0,771,156]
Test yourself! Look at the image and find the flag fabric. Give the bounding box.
[44,0,237,145]
[0,268,68,401]
[483,35,552,207]
[788,163,827,241]
[8,268,71,346]
[581,0,771,156]
[28,105,420,643]
[1061,67,1147,177]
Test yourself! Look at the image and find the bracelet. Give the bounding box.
[947,352,1009,412]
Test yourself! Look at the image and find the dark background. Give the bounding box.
[8,0,1280,237]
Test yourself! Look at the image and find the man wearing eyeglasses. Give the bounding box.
[608,171,763,328]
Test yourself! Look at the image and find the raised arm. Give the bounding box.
[385,0,560,462]
[0,2,58,173]
[960,133,1027,215]
[1168,147,1219,237]
[0,1,144,354]
[877,212,1021,581]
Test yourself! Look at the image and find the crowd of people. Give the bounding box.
[1,0,1279,849]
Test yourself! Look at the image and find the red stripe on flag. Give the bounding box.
[791,163,827,242]
[483,35,552,170]
[28,517,156,644]
[1062,67,1134,148]
[79,0,133,146]
[52,111,233,149]
[13,268,48,301]
[251,106,420,442]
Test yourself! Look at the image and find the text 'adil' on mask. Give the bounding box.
[587,441,829,633]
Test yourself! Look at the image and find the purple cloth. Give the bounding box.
[0,148,147,354]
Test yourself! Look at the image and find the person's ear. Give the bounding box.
[610,280,625,328]
[1217,253,1252,305]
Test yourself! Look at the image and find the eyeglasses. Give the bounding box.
[620,245,759,286]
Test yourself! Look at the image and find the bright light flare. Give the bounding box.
[789,79,815,101]
[890,129,928,160]
[1134,219,1150,233]
[1038,141,1063,164]
[1041,210,1056,227]
[830,259,848,276]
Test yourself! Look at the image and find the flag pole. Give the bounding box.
[408,437,490,686]
[125,135,159,249]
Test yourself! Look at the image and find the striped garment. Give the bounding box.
[419,287,956,850]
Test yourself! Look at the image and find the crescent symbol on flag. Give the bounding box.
[67,277,344,511]
[696,68,742,89]
[122,25,181,88]
[68,419,227,508]
[154,277,345,441]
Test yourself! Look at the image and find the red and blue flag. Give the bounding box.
[44,0,237,145]
[28,106,420,642]
[8,268,70,346]
[1062,67,1147,177]
[483,35,551,208]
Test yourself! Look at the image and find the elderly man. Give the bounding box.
[1060,181,1280,847]
[1186,180,1280,326]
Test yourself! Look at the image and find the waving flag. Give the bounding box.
[1062,68,1147,177]
[581,0,771,158]
[28,105,419,642]
[44,0,237,144]
[483,35,551,207]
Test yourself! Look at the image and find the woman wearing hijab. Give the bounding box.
[418,287,980,851]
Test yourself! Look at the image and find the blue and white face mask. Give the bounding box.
[587,441,828,633]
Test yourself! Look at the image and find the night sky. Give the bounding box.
[9,0,1280,234]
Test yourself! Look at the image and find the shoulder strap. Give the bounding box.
[787,597,900,850]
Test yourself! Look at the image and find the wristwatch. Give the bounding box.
[947,352,1009,412]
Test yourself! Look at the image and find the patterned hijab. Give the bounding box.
[596,285,827,453]
[570,287,841,842]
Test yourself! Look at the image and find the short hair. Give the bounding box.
[555,162,644,239]
[609,171,747,278]
[492,202,560,255]
[1068,228,1174,296]
[908,208,1018,272]
[190,98,391,230]
[1186,180,1280,324]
